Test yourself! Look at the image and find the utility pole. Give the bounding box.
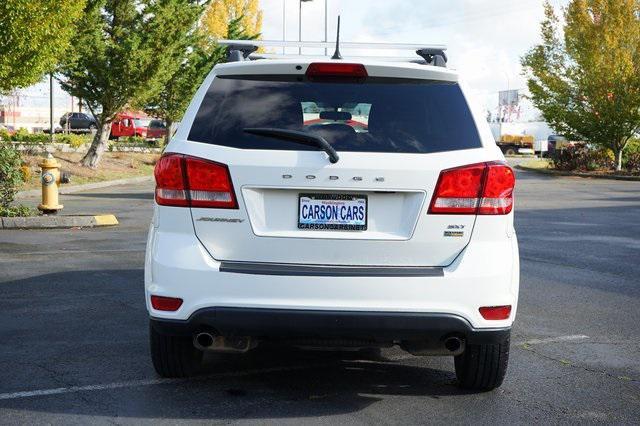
[49,73,54,144]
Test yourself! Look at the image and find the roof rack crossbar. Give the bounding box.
[416,48,448,67]
[225,43,258,62]
[218,40,449,67]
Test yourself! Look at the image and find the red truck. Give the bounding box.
[110,114,150,139]
[146,119,167,140]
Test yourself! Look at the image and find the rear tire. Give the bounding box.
[454,334,510,391]
[149,323,203,378]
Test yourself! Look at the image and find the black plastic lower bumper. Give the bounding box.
[151,308,510,345]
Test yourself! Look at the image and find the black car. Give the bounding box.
[59,112,97,131]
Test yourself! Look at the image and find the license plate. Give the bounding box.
[298,193,367,231]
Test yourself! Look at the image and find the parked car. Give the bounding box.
[146,119,167,139]
[59,112,97,131]
[110,114,149,139]
[146,43,519,391]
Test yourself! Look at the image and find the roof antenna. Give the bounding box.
[331,15,342,60]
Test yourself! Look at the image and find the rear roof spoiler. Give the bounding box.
[217,40,448,68]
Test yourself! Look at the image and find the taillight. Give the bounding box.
[428,162,515,215]
[154,154,187,207]
[306,62,368,78]
[478,163,516,215]
[150,295,183,311]
[154,154,238,209]
[479,305,512,320]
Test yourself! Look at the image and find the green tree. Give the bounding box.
[0,0,85,93]
[58,0,207,168]
[0,141,23,209]
[139,16,259,145]
[522,0,640,170]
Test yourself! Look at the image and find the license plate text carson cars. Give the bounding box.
[298,194,367,230]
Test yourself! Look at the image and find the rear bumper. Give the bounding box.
[150,308,510,344]
[145,210,520,330]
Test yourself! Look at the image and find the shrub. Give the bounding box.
[22,133,50,144]
[623,139,640,171]
[146,138,163,148]
[13,127,29,141]
[552,145,614,172]
[6,128,50,144]
[0,141,25,208]
[20,164,32,181]
[57,133,89,148]
[122,136,147,145]
[0,205,37,217]
[0,128,11,141]
[625,152,640,174]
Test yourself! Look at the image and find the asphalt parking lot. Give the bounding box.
[0,167,639,424]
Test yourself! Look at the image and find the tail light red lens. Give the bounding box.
[154,154,237,209]
[478,163,516,215]
[150,295,183,312]
[306,62,368,78]
[479,305,512,320]
[428,162,515,215]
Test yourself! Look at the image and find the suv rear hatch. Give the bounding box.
[173,63,491,267]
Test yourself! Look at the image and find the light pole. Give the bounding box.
[324,0,328,56]
[282,0,286,54]
[299,0,314,55]
[49,73,54,144]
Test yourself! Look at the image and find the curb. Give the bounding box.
[0,214,118,230]
[515,165,640,182]
[16,175,153,199]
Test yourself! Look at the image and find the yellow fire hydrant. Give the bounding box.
[38,154,70,214]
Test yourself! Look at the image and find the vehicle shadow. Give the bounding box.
[0,344,465,421]
[0,269,470,421]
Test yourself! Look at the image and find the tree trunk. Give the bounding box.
[164,118,173,146]
[615,148,623,172]
[81,121,111,168]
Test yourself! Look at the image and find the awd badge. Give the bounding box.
[444,224,465,237]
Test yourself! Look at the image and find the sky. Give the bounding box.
[3,0,568,123]
[260,0,568,117]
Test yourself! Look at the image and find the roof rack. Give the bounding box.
[217,40,448,67]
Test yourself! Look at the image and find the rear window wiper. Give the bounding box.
[243,127,339,164]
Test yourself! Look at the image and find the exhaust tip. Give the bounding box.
[195,332,214,348]
[444,337,462,353]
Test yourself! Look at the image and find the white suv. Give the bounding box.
[145,42,518,391]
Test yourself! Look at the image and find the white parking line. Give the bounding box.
[521,335,589,346]
[0,339,587,401]
[0,354,420,401]
[0,364,322,401]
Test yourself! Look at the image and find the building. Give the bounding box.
[0,79,80,132]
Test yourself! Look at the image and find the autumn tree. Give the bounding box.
[522,0,640,171]
[139,16,259,145]
[201,0,262,39]
[58,0,207,168]
[0,0,85,93]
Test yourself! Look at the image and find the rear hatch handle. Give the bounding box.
[243,127,339,164]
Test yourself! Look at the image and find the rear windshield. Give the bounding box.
[188,75,481,154]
